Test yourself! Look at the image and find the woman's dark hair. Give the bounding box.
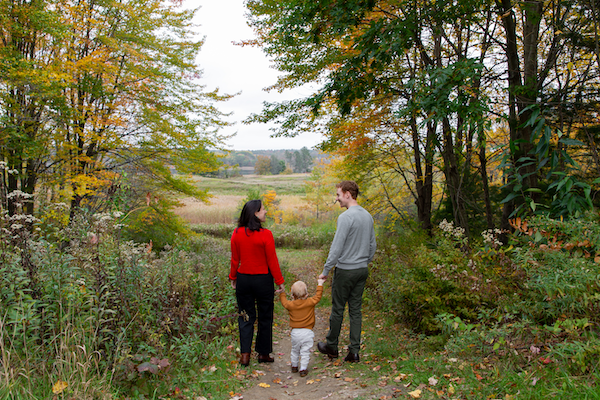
[237,199,263,232]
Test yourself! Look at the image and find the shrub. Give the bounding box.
[1,209,236,398]
[191,220,337,249]
[368,222,523,333]
[506,213,600,325]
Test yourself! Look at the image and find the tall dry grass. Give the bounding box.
[174,194,315,225]
[174,195,242,224]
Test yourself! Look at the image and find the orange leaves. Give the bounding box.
[509,217,596,260]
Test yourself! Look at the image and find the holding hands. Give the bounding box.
[275,283,285,294]
[317,278,325,286]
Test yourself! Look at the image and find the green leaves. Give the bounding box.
[502,104,593,219]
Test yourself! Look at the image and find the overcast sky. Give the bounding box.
[189,0,324,151]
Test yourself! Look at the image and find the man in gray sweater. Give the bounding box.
[317,180,376,363]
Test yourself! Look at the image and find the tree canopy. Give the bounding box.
[246,0,600,234]
[1,0,230,218]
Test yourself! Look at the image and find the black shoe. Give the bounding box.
[344,352,360,363]
[317,342,339,358]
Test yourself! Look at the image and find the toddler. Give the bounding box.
[279,278,324,377]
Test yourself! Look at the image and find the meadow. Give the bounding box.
[174,173,315,225]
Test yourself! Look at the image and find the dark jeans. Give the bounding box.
[236,273,274,354]
[326,267,369,354]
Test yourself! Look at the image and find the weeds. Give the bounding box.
[0,208,240,398]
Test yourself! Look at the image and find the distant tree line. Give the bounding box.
[215,147,317,176]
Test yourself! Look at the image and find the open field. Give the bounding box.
[175,174,336,225]
[187,173,310,196]
[174,193,313,224]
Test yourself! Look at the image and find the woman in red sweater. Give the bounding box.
[229,199,285,366]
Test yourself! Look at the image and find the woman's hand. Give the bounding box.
[275,283,285,294]
[230,279,237,289]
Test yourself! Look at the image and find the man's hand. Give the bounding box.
[317,278,325,286]
[230,279,236,289]
[318,274,327,280]
[275,283,285,294]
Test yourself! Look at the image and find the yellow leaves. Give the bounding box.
[393,373,408,382]
[408,389,422,398]
[52,380,68,394]
[258,382,271,388]
[448,383,456,395]
[262,189,283,224]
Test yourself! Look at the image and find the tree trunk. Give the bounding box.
[412,118,434,234]
[498,0,542,228]
[442,117,470,236]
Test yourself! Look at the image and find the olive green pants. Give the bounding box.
[326,267,369,354]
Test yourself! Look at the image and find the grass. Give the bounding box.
[174,187,322,226]
[174,195,242,225]
[188,173,310,196]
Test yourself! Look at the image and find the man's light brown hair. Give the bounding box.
[291,281,308,300]
[336,180,359,199]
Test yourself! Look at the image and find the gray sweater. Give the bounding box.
[321,205,376,277]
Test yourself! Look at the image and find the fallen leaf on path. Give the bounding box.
[393,373,407,382]
[344,377,354,382]
[408,389,422,398]
[273,378,281,384]
[334,372,343,378]
[428,376,438,386]
[372,365,381,372]
[258,383,270,388]
[306,379,315,384]
[378,380,387,387]
[277,352,285,356]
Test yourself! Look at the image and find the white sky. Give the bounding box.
[189,0,324,151]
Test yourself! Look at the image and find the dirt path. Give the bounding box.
[230,249,403,400]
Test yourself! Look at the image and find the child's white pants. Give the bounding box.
[290,328,314,371]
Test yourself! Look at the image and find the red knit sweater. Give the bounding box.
[229,227,284,285]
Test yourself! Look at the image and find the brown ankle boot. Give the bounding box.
[240,352,250,366]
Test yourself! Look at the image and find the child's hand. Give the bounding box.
[317,278,325,286]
